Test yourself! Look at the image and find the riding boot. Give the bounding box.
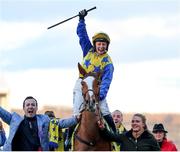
[103,114,116,133]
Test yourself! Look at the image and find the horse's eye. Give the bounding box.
[81,81,85,86]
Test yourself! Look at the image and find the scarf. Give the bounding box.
[49,118,64,151]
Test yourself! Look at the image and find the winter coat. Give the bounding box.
[101,128,160,151]
[160,138,178,151]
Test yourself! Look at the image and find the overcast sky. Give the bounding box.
[0,0,179,113]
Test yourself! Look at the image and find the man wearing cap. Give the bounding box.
[152,123,178,151]
[72,9,116,132]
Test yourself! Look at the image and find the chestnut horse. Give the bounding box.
[73,63,112,151]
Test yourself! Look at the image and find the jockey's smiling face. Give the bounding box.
[95,41,108,55]
[23,98,38,118]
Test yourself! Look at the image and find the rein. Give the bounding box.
[75,72,104,147]
[75,134,96,146]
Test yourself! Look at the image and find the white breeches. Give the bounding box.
[73,78,110,116]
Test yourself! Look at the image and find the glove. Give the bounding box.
[79,9,87,20]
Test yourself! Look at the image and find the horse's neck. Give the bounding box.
[80,111,99,132]
[75,111,112,151]
[81,111,97,123]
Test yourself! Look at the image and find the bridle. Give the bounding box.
[75,73,103,147]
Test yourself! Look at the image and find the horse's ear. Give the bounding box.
[97,71,102,80]
[78,63,87,77]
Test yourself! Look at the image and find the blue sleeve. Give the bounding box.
[0,130,6,146]
[99,64,114,101]
[0,107,12,125]
[58,117,77,128]
[76,19,93,57]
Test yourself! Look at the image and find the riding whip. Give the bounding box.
[47,6,96,29]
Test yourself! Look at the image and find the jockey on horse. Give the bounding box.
[65,9,116,150]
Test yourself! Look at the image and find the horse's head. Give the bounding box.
[78,63,102,112]
[74,63,111,151]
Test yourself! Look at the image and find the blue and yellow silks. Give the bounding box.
[79,49,113,78]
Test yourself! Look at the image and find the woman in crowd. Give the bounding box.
[152,123,177,151]
[99,113,160,151]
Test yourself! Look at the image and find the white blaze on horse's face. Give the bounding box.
[83,76,95,101]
